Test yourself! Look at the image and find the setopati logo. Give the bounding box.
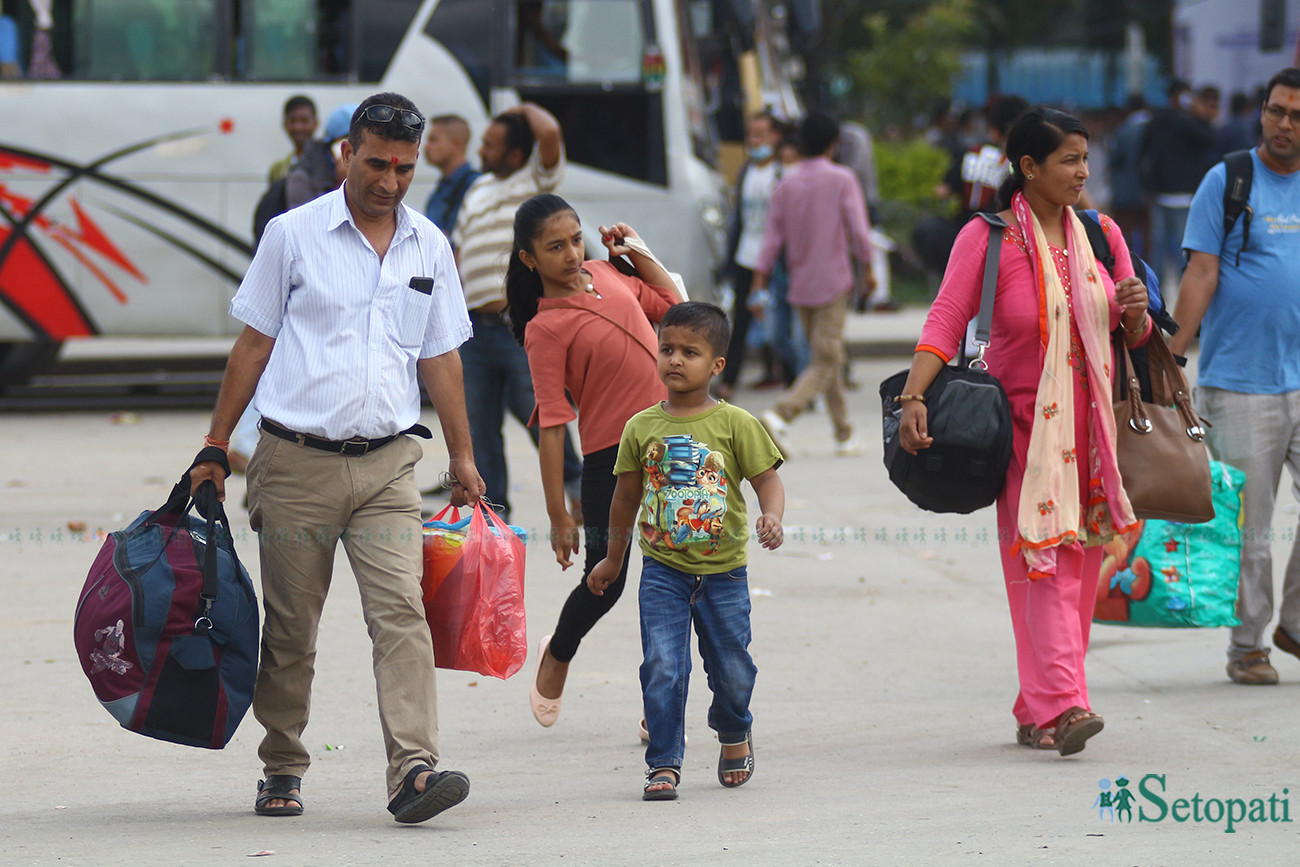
[1093,775,1292,833]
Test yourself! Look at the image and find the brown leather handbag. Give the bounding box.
[1112,328,1214,523]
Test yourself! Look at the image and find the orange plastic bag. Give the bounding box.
[421,503,527,679]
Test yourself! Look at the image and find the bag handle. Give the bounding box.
[430,504,462,524]
[969,213,1007,370]
[1113,331,1205,442]
[151,476,238,636]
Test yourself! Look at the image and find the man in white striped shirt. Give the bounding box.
[189,93,483,825]
[452,102,583,521]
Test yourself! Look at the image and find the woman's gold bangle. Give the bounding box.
[894,394,926,404]
[1122,313,1148,335]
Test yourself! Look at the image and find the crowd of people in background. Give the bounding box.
[922,80,1265,276]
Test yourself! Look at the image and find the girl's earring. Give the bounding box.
[1026,173,1034,180]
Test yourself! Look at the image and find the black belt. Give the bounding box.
[261,418,431,456]
[468,308,508,324]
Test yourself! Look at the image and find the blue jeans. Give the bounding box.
[639,557,756,771]
[1148,203,1190,289]
[459,312,581,520]
[767,262,807,382]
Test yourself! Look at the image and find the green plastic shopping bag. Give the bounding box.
[1094,461,1244,628]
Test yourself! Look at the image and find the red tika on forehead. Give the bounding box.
[392,156,399,166]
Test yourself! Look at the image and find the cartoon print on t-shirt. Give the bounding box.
[640,434,728,556]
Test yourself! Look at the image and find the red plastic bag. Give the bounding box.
[421,503,527,679]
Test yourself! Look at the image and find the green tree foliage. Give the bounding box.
[875,139,950,209]
[845,0,975,130]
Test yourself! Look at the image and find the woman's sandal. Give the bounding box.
[1015,723,1056,750]
[1053,706,1104,757]
[717,732,754,788]
[254,775,303,817]
[386,764,470,824]
[643,768,680,801]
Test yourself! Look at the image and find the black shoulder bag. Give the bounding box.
[879,214,1015,514]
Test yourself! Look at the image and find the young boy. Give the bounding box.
[588,302,785,801]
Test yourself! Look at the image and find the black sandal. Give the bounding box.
[643,768,680,801]
[254,775,303,817]
[717,732,754,788]
[386,764,470,824]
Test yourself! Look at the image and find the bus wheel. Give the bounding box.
[0,341,64,388]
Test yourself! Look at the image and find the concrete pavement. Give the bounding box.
[4,317,1300,865]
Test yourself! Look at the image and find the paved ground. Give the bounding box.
[4,315,1300,865]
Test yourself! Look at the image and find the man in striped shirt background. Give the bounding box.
[452,102,583,522]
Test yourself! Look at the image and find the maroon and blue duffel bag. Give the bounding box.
[74,478,259,749]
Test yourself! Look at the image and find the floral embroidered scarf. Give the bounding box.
[1011,192,1136,578]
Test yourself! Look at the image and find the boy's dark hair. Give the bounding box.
[348,92,424,149]
[283,94,316,117]
[660,302,729,356]
[800,111,840,157]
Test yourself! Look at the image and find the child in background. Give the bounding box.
[588,302,785,801]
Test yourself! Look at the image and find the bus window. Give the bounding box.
[424,0,499,108]
[354,0,422,82]
[245,0,318,81]
[73,0,218,81]
[27,0,418,82]
[515,1,645,85]
[512,1,667,185]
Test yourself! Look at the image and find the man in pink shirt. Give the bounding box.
[751,112,874,457]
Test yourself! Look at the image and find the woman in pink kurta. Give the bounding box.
[897,107,1152,756]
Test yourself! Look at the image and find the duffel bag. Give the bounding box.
[74,478,259,749]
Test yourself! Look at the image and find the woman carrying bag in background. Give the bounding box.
[506,194,682,730]
[894,107,1151,756]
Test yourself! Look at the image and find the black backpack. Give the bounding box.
[1222,149,1254,266]
[252,177,289,250]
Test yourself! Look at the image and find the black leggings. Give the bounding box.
[548,444,633,663]
[720,265,754,388]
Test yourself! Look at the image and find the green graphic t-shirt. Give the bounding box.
[614,401,783,573]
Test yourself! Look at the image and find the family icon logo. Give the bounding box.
[1093,776,1137,822]
[1092,774,1293,833]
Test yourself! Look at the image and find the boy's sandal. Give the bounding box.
[1054,706,1104,757]
[387,764,470,824]
[643,768,680,801]
[1015,723,1056,750]
[254,775,303,817]
[717,732,754,788]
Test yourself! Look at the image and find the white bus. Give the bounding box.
[0,0,744,379]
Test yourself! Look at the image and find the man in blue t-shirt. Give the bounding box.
[422,114,482,242]
[1172,67,1300,686]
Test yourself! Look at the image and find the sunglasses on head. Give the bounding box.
[354,104,425,131]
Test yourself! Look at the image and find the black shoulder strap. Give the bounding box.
[972,213,1007,359]
[1223,149,1254,266]
[447,168,478,211]
[1079,210,1115,277]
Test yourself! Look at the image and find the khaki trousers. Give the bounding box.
[772,291,853,441]
[246,432,437,797]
